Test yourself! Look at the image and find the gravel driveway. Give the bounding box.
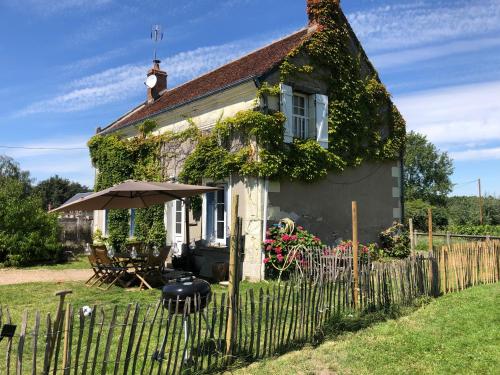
[0,268,93,285]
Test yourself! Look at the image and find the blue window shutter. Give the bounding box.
[315,94,329,149]
[129,208,135,237]
[280,83,294,143]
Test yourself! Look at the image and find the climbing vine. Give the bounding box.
[279,0,405,166]
[88,0,405,246]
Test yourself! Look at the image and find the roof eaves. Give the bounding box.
[99,76,258,135]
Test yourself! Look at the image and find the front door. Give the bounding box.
[172,199,185,255]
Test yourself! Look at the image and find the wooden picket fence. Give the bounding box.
[1,241,499,374]
[435,240,499,293]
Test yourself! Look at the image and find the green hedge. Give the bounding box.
[446,225,500,236]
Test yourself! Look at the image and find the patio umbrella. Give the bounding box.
[50,180,220,212]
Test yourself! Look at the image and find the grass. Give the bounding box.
[0,279,273,322]
[1,255,91,270]
[231,282,500,375]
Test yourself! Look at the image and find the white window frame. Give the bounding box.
[292,93,309,139]
[202,180,231,247]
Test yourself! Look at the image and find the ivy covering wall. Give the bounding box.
[88,0,405,247]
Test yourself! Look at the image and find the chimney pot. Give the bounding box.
[147,59,167,103]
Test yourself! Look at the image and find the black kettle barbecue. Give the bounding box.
[161,275,211,314]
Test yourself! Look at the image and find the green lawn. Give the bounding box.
[232,283,500,375]
[0,279,272,322]
[4,255,91,270]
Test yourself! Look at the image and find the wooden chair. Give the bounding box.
[94,248,130,290]
[134,246,171,289]
[85,250,105,287]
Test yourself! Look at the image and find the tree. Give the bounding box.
[0,155,31,195]
[0,161,62,266]
[404,132,454,206]
[34,175,91,210]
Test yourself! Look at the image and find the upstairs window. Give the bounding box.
[292,94,308,139]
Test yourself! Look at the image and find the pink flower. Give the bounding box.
[281,234,291,241]
[274,246,282,254]
[313,236,320,243]
[264,239,275,244]
[290,235,298,241]
[277,254,284,263]
[297,226,304,230]
[263,258,270,264]
[266,245,272,251]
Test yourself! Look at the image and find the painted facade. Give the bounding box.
[92,0,404,281]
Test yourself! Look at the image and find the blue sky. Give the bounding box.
[0,0,499,196]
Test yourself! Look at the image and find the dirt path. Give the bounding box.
[0,268,93,285]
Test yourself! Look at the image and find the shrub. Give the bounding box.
[328,240,383,262]
[379,222,410,258]
[263,219,322,279]
[405,199,448,231]
[0,178,62,266]
[447,224,500,236]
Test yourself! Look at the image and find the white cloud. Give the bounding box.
[395,80,500,160]
[6,0,112,15]
[451,147,500,161]
[348,0,500,52]
[372,36,500,69]
[15,34,281,116]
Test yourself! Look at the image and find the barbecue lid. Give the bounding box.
[162,276,211,300]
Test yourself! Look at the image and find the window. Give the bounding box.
[204,184,228,245]
[215,188,226,240]
[292,94,308,139]
[129,208,136,237]
[175,200,183,235]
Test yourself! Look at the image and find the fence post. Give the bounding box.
[226,194,240,358]
[409,218,414,254]
[428,208,433,252]
[446,231,451,248]
[352,201,359,309]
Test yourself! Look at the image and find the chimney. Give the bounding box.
[307,0,339,27]
[146,59,167,103]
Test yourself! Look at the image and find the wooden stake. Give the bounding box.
[50,290,72,361]
[226,194,239,357]
[352,201,359,309]
[428,208,433,252]
[478,178,483,225]
[409,218,414,254]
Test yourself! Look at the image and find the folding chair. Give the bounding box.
[134,246,171,289]
[85,249,105,287]
[94,248,130,290]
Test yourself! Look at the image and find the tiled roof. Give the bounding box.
[101,28,313,134]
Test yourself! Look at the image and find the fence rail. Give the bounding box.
[1,241,499,374]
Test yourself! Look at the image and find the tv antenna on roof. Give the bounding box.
[151,24,164,61]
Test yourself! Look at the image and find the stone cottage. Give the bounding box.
[92,0,405,280]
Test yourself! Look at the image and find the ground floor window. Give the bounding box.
[204,184,228,245]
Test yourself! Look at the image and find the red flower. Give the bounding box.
[277,254,284,263]
[263,257,269,264]
[275,246,282,254]
[281,234,291,241]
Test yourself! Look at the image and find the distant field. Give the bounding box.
[233,282,500,375]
